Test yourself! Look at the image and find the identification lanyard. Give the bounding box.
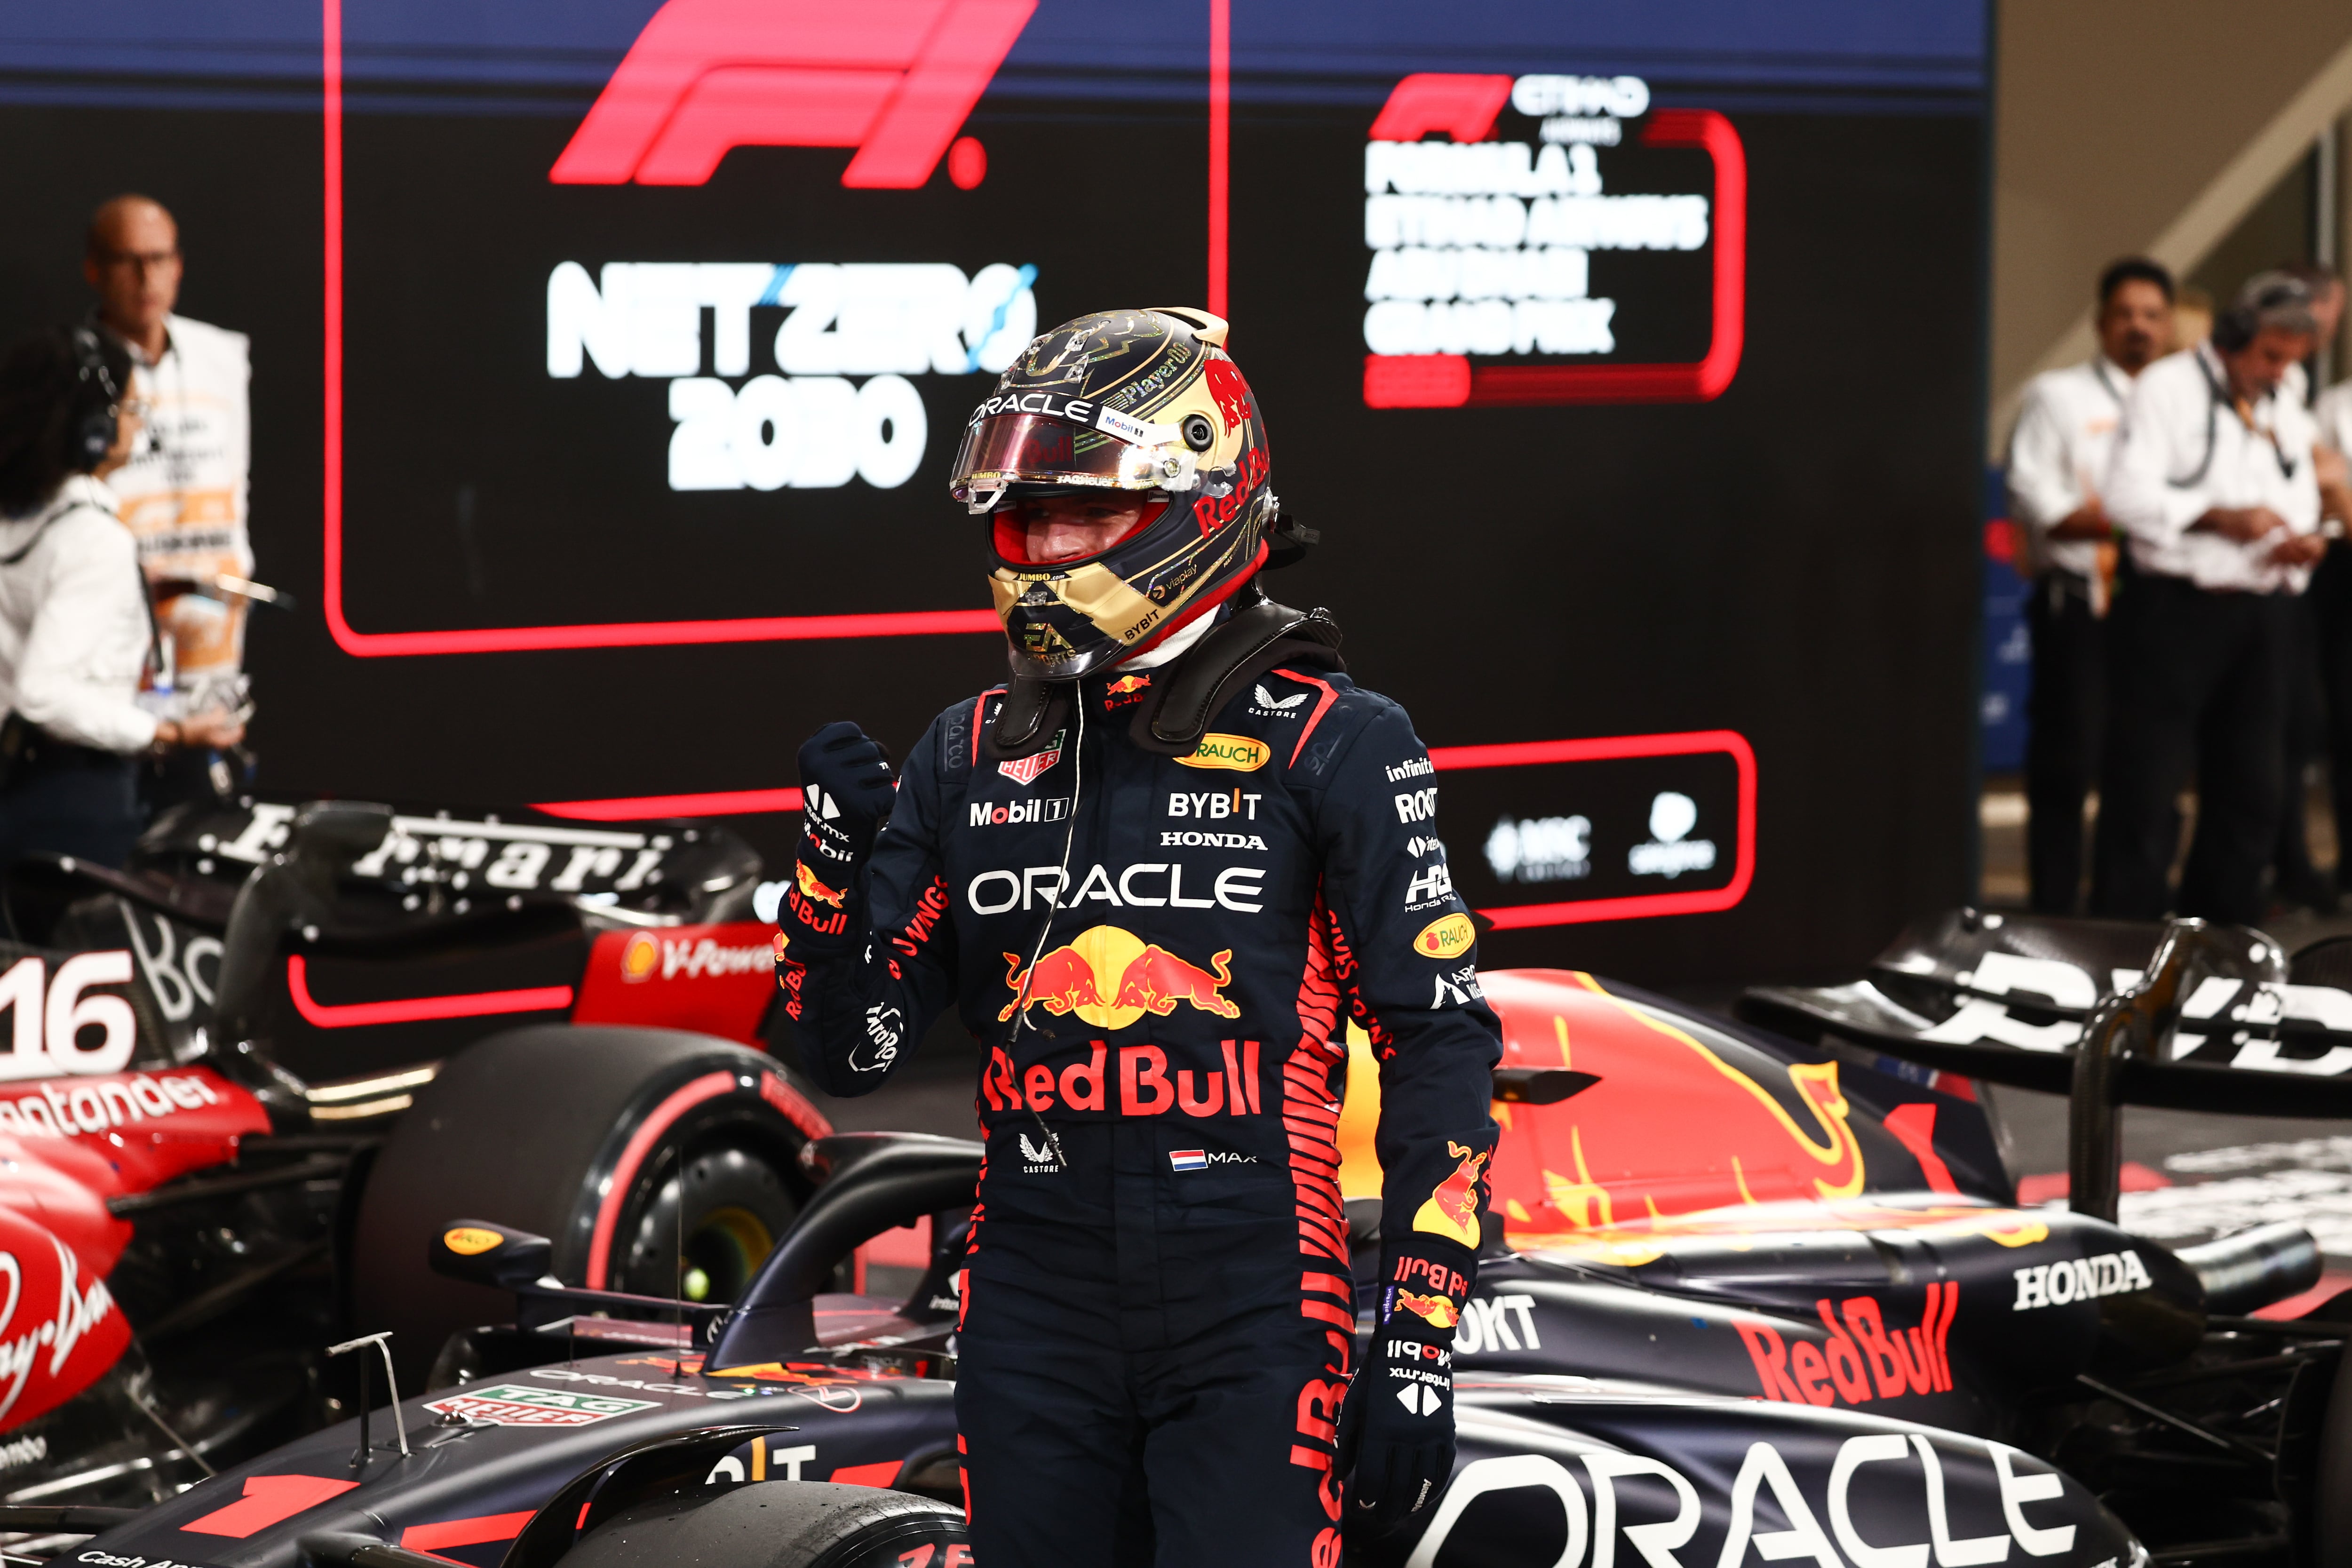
[2173,352,2296,488]
[2091,358,2124,410]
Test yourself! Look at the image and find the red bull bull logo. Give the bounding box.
[1393,1289,1459,1330]
[795,862,848,908]
[1105,674,1150,695]
[1414,1140,1489,1247]
[998,925,1239,1028]
[1203,355,1254,432]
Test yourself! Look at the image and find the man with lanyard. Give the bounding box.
[83,194,255,805]
[2093,276,2325,923]
[772,308,1502,1565]
[2005,257,2173,913]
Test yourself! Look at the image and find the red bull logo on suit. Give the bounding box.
[1414,1140,1491,1247]
[980,1037,1266,1120]
[998,925,1240,1029]
[795,862,849,907]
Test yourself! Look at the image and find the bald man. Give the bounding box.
[83,194,254,802]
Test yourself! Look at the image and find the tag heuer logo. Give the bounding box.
[999,730,1065,786]
[421,1384,659,1427]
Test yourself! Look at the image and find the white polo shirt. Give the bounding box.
[104,313,252,693]
[0,477,158,754]
[2006,356,2133,581]
[2317,377,2352,456]
[2105,343,2320,594]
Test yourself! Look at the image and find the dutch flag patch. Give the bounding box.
[1169,1150,1208,1172]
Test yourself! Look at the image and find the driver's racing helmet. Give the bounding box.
[950,307,1276,681]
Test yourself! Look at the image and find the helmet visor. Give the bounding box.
[950,411,1164,499]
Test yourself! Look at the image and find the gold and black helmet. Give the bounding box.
[950,307,1283,680]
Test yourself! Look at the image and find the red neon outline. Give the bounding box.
[586,1068,736,1286]
[534,787,803,820]
[1363,110,1748,410]
[284,954,574,1028]
[1427,729,1755,927]
[318,0,1003,659]
[1466,111,1746,405]
[1207,0,1229,319]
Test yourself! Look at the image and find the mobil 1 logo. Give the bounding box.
[970,797,1071,828]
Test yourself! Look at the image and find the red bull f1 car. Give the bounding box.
[8,907,2347,1568]
[0,795,834,1509]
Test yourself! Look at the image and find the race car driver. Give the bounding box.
[774,307,1502,1566]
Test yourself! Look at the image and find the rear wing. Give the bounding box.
[1739,911,2352,1220]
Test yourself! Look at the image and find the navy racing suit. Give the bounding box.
[776,655,1502,1567]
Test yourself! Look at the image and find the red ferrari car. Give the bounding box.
[0,794,832,1506]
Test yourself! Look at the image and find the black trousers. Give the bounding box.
[0,744,141,873]
[956,1122,1347,1568]
[2025,577,2104,914]
[2275,589,2328,889]
[2090,573,2293,924]
[2309,543,2352,887]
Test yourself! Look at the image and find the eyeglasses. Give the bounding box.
[94,249,181,273]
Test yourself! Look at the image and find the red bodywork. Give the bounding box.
[0,919,780,1440]
[1337,969,1975,1239]
[571,921,780,1041]
[0,1068,268,1427]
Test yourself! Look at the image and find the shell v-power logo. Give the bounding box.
[548,0,1038,188]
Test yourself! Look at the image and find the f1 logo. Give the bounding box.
[551,0,1038,188]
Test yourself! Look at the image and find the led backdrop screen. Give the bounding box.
[0,2,1990,984]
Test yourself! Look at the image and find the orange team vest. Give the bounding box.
[107,314,253,699]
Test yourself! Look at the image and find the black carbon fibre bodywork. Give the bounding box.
[48,934,2349,1568]
[66,1346,2140,1568]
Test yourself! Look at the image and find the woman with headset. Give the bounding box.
[0,327,243,871]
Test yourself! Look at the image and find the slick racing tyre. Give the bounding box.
[2319,1345,2352,1568]
[562,1482,967,1568]
[349,1024,826,1385]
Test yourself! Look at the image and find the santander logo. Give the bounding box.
[550,0,1039,188]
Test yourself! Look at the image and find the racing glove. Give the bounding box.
[1337,1238,1474,1534]
[780,722,895,947]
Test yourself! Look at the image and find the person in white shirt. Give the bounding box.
[2005,257,2174,913]
[0,328,243,871]
[2092,276,2326,923]
[2268,264,2351,908]
[83,194,255,807]
[2273,263,2342,410]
